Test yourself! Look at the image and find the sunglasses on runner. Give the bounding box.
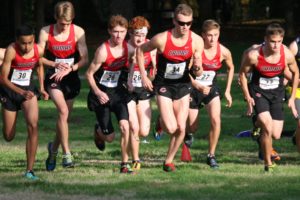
[176,19,192,26]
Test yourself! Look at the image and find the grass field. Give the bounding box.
[0,75,300,200]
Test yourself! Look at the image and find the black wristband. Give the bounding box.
[191,66,200,71]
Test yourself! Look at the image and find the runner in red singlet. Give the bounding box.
[239,23,299,172]
[86,15,133,173]
[137,4,204,172]
[186,19,234,169]
[0,25,48,180]
[39,1,88,170]
[127,16,157,171]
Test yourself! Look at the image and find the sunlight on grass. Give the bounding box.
[0,77,300,199]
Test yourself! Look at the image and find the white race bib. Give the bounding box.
[55,58,74,72]
[99,70,121,88]
[195,71,216,86]
[164,62,186,79]
[132,71,145,87]
[259,76,280,89]
[11,69,32,86]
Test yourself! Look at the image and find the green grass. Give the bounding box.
[0,76,300,199]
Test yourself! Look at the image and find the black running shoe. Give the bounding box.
[184,133,194,148]
[207,155,219,169]
[94,123,105,151]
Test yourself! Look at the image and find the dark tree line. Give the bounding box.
[0,0,299,46]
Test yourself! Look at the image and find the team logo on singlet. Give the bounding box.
[261,66,282,72]
[109,60,126,68]
[168,50,190,56]
[52,45,72,51]
[14,62,37,68]
[203,62,219,69]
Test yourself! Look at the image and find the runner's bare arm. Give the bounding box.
[127,45,136,92]
[137,34,162,79]
[36,47,49,100]
[137,34,162,91]
[0,48,6,66]
[286,40,300,85]
[289,40,298,56]
[222,46,235,107]
[285,47,299,101]
[74,25,89,71]
[239,49,257,115]
[149,48,157,80]
[285,46,299,118]
[192,33,204,76]
[38,26,57,68]
[86,44,107,96]
[1,46,27,96]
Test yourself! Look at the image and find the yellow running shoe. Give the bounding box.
[132,160,141,171]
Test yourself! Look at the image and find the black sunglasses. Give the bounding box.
[176,19,193,26]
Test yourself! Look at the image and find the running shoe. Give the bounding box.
[206,155,219,169]
[153,116,164,141]
[163,162,176,172]
[94,123,105,151]
[264,163,277,172]
[62,153,75,168]
[251,115,261,140]
[184,133,194,148]
[45,142,58,171]
[24,170,39,180]
[251,127,261,141]
[120,163,134,174]
[258,149,281,161]
[132,160,141,171]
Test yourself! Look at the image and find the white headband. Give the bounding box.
[134,26,148,35]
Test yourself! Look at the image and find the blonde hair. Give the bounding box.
[108,15,128,30]
[129,16,150,33]
[54,1,75,21]
[174,4,193,17]
[202,19,220,33]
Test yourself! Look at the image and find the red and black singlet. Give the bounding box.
[47,24,77,58]
[45,24,79,76]
[154,30,193,84]
[251,45,285,90]
[130,49,153,88]
[202,43,222,71]
[95,41,129,89]
[195,43,222,86]
[9,43,39,86]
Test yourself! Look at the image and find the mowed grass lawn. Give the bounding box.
[0,76,300,200]
[1,39,300,199]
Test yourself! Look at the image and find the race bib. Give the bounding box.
[164,62,186,79]
[99,70,121,88]
[195,71,216,86]
[55,58,74,72]
[132,71,145,87]
[259,76,280,89]
[11,69,32,86]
